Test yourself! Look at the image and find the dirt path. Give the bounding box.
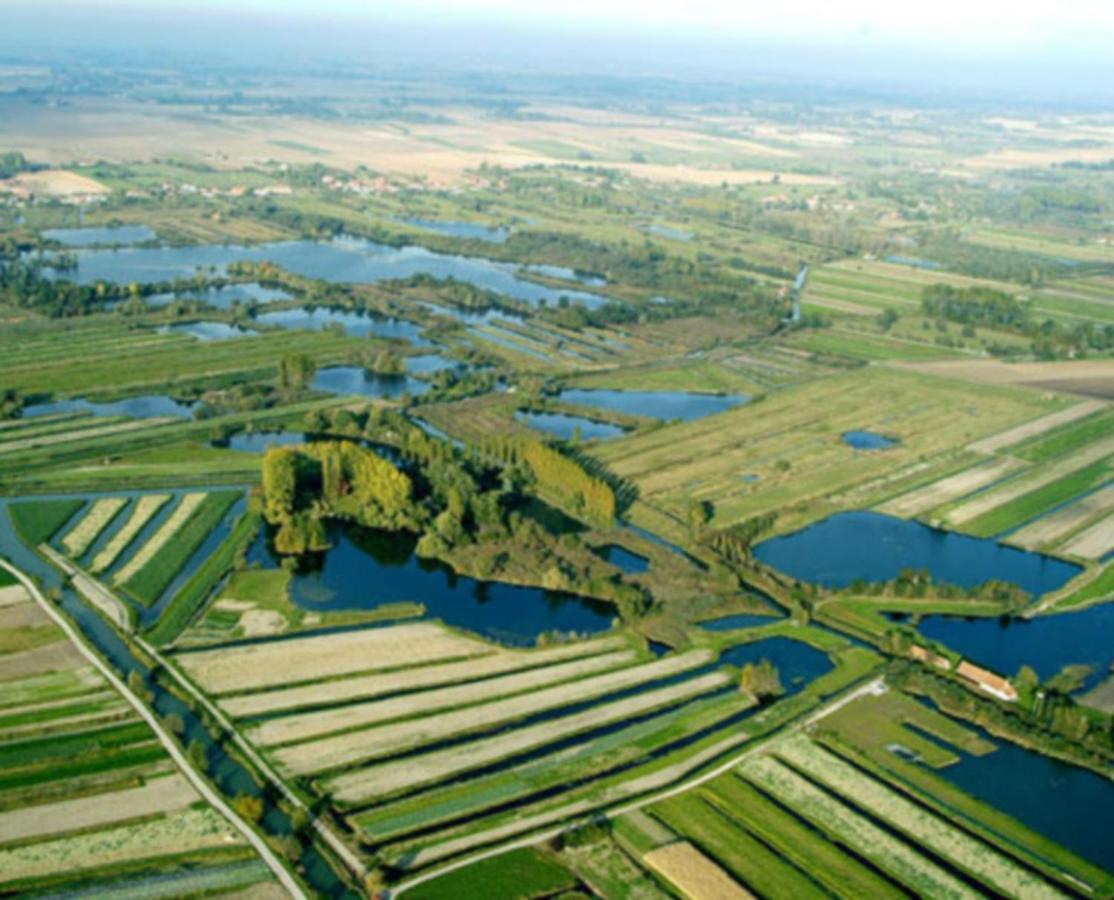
[39,544,131,631]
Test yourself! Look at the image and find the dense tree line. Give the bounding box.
[921,284,1029,329]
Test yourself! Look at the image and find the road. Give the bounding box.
[390,676,886,897]
[0,556,307,900]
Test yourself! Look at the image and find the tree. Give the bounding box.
[277,353,316,395]
[187,739,207,770]
[739,660,783,700]
[232,793,263,823]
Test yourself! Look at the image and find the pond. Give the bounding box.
[159,322,256,341]
[914,603,1114,690]
[753,511,1081,597]
[404,353,468,376]
[698,613,783,631]
[44,236,610,309]
[216,431,306,453]
[592,544,650,574]
[420,301,527,328]
[255,306,432,347]
[929,717,1114,872]
[247,524,616,645]
[842,430,898,450]
[514,410,628,442]
[43,224,156,246]
[403,218,508,243]
[717,637,833,695]
[146,282,291,309]
[24,394,195,420]
[557,388,748,422]
[311,367,429,400]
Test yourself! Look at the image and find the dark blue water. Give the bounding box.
[842,430,898,450]
[514,410,628,442]
[256,307,431,347]
[718,637,833,694]
[311,366,429,400]
[248,525,614,645]
[933,726,1114,872]
[159,322,255,341]
[404,218,508,243]
[592,544,650,574]
[218,431,306,453]
[24,394,195,420]
[44,237,609,309]
[557,389,748,422]
[146,282,291,309]
[753,512,1081,596]
[698,613,781,631]
[916,604,1114,688]
[43,225,155,246]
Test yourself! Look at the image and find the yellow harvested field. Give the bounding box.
[894,359,1114,400]
[967,400,1106,454]
[0,773,197,845]
[0,584,29,608]
[326,671,729,803]
[963,145,1114,170]
[250,648,637,747]
[177,621,492,694]
[221,635,627,717]
[643,841,754,900]
[0,807,239,885]
[0,168,108,197]
[0,599,48,630]
[877,457,1025,518]
[114,492,206,584]
[61,497,127,558]
[1059,513,1114,560]
[946,436,1114,526]
[91,493,171,573]
[275,651,711,773]
[1010,485,1114,550]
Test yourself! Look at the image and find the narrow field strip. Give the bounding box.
[251,649,638,747]
[222,635,627,718]
[1009,484,1114,550]
[0,772,197,845]
[967,401,1104,454]
[275,650,713,773]
[777,737,1065,900]
[90,494,171,573]
[945,435,1114,526]
[114,493,207,585]
[0,806,240,886]
[876,457,1024,519]
[643,841,755,900]
[177,621,492,694]
[324,670,729,804]
[0,418,175,456]
[1060,512,1114,560]
[60,497,128,558]
[741,755,978,900]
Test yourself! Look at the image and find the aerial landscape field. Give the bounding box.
[0,1,1111,897]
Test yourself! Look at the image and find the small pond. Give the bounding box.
[556,388,748,422]
[43,224,156,246]
[216,431,306,453]
[842,430,898,450]
[404,218,508,243]
[421,302,527,328]
[24,394,195,420]
[255,306,431,347]
[248,524,615,645]
[592,544,650,574]
[717,637,833,695]
[753,511,1081,597]
[514,410,628,442]
[698,613,782,631]
[311,367,429,400]
[159,321,256,341]
[404,354,468,376]
[146,282,291,309]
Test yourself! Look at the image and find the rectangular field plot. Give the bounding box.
[642,841,754,900]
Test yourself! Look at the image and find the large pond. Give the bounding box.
[43,236,609,308]
[914,603,1114,689]
[592,544,650,574]
[255,306,432,347]
[43,224,156,246]
[146,282,291,309]
[753,511,1081,597]
[248,524,616,645]
[930,718,1114,872]
[718,637,833,695]
[403,218,508,243]
[24,394,195,420]
[557,388,748,422]
[311,367,429,400]
[514,410,628,442]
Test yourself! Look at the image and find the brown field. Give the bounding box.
[877,457,1025,519]
[175,621,492,694]
[967,400,1106,454]
[895,360,1114,399]
[0,599,49,630]
[1059,513,1114,560]
[962,145,1114,171]
[0,168,108,197]
[0,640,82,681]
[0,584,30,608]
[643,842,754,900]
[1009,485,1114,550]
